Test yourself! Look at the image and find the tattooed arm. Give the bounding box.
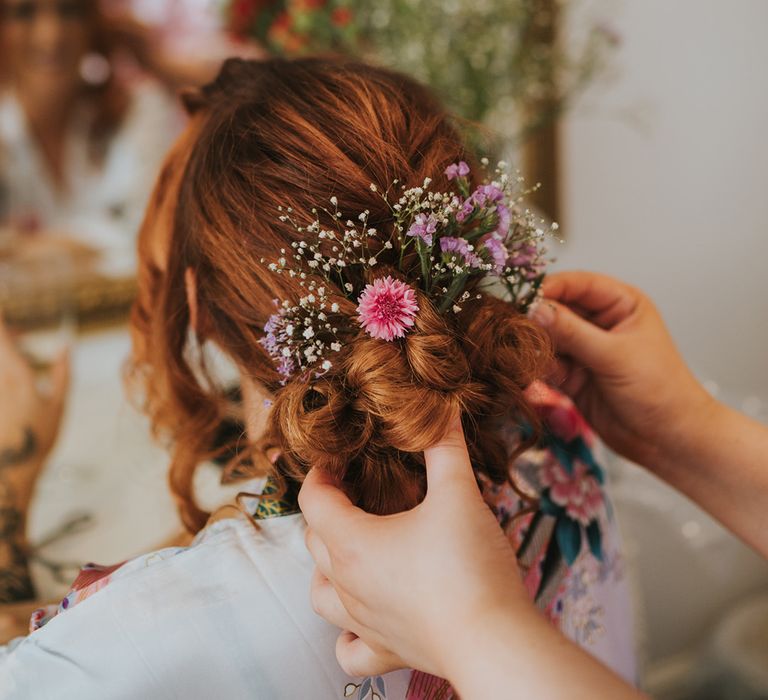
[0,429,43,602]
[0,476,35,602]
[0,316,70,604]
[0,430,37,471]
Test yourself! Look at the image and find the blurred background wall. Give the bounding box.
[560,0,768,408]
[558,3,768,696]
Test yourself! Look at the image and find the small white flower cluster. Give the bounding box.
[259,271,344,382]
[276,202,392,283]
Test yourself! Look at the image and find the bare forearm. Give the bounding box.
[654,399,768,557]
[446,608,645,700]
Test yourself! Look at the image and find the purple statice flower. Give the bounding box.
[471,183,504,206]
[440,236,482,268]
[495,203,511,236]
[445,161,470,180]
[482,234,508,273]
[406,213,438,246]
[508,243,546,280]
[455,198,475,223]
[261,314,281,353]
[508,243,539,268]
[260,308,296,381]
[276,355,295,378]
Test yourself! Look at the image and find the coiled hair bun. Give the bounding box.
[271,292,551,515]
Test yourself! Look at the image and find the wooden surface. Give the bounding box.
[521,0,561,224]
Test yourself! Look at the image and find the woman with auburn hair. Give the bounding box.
[0,0,179,246]
[0,57,636,697]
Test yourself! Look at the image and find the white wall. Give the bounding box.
[559,4,768,685]
[559,0,768,409]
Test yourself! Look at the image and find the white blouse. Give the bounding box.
[0,508,636,698]
[0,514,415,699]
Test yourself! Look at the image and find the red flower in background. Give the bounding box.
[270,10,292,32]
[268,11,310,54]
[229,0,277,35]
[226,0,355,53]
[290,0,327,10]
[331,7,352,27]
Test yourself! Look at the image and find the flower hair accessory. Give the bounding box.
[260,160,558,382]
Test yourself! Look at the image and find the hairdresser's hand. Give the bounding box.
[300,418,528,680]
[531,271,716,471]
[0,316,69,491]
[301,420,646,699]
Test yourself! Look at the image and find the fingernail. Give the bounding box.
[529,302,556,327]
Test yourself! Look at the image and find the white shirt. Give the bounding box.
[0,514,415,699]
[0,508,637,698]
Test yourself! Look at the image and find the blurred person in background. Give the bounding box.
[0,0,181,250]
[0,0,243,635]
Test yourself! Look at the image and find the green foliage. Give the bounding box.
[224,0,617,145]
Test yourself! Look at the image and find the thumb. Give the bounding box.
[530,300,610,368]
[423,416,479,497]
[335,631,405,678]
[298,467,367,542]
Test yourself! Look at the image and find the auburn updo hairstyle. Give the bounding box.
[129,57,552,533]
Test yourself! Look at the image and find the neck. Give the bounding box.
[241,377,273,444]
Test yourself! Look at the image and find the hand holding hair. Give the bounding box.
[531,271,711,471]
[301,415,517,679]
[535,271,768,556]
[300,419,645,699]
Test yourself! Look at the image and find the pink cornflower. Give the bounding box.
[541,459,604,526]
[357,276,419,341]
[445,161,470,180]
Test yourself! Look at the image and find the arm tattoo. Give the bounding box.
[0,428,38,469]
[0,480,35,602]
